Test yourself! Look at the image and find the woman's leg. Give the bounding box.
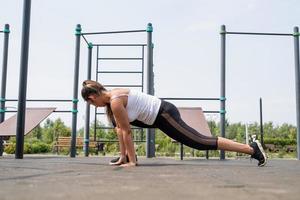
[155,101,266,166]
[217,137,254,154]
[155,101,218,150]
[157,101,253,153]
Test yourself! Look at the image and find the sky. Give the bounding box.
[0,0,300,130]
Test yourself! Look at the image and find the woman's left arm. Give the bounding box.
[110,99,136,164]
[110,99,131,134]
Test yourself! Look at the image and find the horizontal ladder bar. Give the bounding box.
[5,99,73,102]
[94,44,147,47]
[203,111,220,114]
[3,110,72,113]
[104,85,143,88]
[96,126,143,130]
[81,29,146,35]
[161,97,220,101]
[225,31,293,36]
[96,112,106,115]
[97,140,146,143]
[97,71,142,74]
[53,110,73,113]
[98,57,143,60]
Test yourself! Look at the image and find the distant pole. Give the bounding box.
[180,143,183,160]
[15,0,32,159]
[220,25,226,160]
[84,42,93,157]
[245,123,249,145]
[0,24,10,123]
[293,26,300,160]
[259,98,264,146]
[70,24,81,158]
[0,24,10,156]
[146,23,155,158]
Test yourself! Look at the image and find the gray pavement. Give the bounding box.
[0,155,299,200]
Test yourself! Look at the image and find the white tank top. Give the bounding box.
[111,90,161,125]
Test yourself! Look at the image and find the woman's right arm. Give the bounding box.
[115,126,126,157]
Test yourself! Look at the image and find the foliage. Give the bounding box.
[3,117,298,158]
[4,138,51,154]
[264,138,296,146]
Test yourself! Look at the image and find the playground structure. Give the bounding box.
[0,22,80,158]
[0,24,10,156]
[77,23,154,158]
[220,25,300,160]
[75,23,222,159]
[0,0,299,160]
[0,108,56,136]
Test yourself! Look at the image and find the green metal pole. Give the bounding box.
[70,24,81,157]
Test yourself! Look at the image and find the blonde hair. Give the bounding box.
[81,80,114,125]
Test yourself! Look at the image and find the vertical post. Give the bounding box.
[220,25,226,160]
[15,0,31,159]
[0,24,10,123]
[245,123,249,145]
[0,24,10,156]
[84,42,93,157]
[293,26,300,160]
[180,143,183,160]
[206,150,209,159]
[259,97,264,146]
[146,23,155,158]
[70,24,81,157]
[94,46,99,142]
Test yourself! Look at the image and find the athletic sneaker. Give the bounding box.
[109,155,137,165]
[250,140,267,167]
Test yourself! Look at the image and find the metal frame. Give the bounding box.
[220,25,300,160]
[259,98,264,147]
[74,23,153,157]
[94,36,146,156]
[0,24,10,156]
[0,1,81,159]
[77,24,223,160]
[15,0,32,158]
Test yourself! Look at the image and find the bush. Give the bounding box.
[4,140,51,154]
[136,144,146,156]
[264,138,296,146]
[24,143,32,154]
[4,143,15,154]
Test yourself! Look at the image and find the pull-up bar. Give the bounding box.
[225,31,293,36]
[93,44,146,47]
[161,97,220,101]
[80,28,150,46]
[81,29,146,35]
[220,25,300,160]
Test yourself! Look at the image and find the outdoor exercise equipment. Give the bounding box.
[74,23,155,158]
[220,25,300,160]
[0,107,56,136]
[0,0,80,159]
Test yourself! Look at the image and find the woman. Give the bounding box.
[81,80,267,167]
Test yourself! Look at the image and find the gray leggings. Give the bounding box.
[130,100,218,150]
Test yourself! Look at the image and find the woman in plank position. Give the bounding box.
[81,80,267,167]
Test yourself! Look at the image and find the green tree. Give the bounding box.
[27,125,43,140]
[42,118,71,143]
